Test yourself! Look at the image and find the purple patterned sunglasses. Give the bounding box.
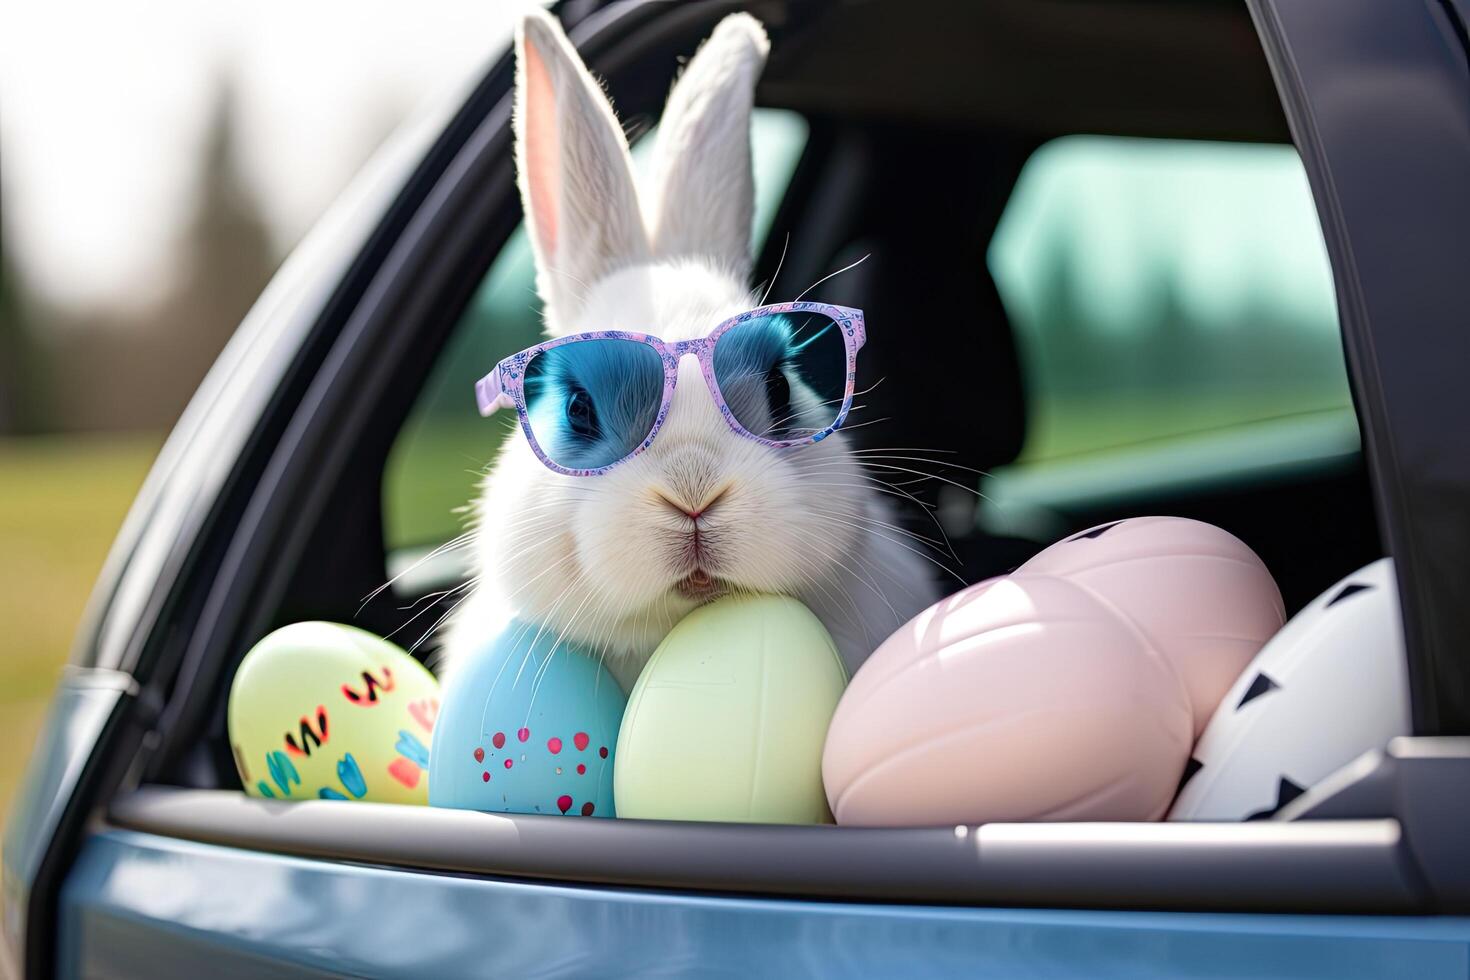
[475,301,865,476]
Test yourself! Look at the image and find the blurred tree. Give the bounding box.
[158,76,279,375]
[0,203,50,435]
[53,77,278,432]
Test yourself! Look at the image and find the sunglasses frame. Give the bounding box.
[474,301,865,477]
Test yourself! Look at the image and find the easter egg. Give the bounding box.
[822,575,1195,826]
[615,595,847,824]
[1170,558,1409,821]
[228,622,441,805]
[822,518,1285,827]
[1018,516,1284,737]
[429,621,625,817]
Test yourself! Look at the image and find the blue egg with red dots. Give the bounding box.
[429,621,625,817]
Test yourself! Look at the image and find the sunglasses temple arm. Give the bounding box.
[475,369,515,417]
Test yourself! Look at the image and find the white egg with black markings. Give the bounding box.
[1169,558,1410,821]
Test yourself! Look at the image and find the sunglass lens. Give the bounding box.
[522,339,664,471]
[712,312,848,442]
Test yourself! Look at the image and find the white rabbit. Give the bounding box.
[442,10,941,692]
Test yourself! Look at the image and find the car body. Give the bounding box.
[6,0,1470,975]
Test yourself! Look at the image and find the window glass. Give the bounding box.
[981,136,1357,532]
[383,109,809,555]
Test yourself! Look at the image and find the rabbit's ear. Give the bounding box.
[646,14,770,280]
[515,11,648,324]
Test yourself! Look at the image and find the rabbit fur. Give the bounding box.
[442,10,941,692]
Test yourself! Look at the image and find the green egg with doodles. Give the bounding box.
[228,622,441,804]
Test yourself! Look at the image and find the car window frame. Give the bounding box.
[80,0,1470,923]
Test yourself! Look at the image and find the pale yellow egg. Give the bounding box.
[614,595,847,824]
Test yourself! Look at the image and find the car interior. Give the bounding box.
[114,0,1417,908]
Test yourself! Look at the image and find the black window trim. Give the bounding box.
[1247,0,1470,736]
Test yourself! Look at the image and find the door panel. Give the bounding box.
[3,671,133,975]
[61,830,1470,978]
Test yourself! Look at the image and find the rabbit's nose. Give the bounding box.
[655,484,731,521]
[656,448,728,516]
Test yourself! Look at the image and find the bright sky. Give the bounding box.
[0,0,526,313]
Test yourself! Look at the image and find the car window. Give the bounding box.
[382,109,809,561]
[980,135,1356,536]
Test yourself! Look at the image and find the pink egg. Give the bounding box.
[1018,517,1284,737]
[823,575,1192,826]
[822,517,1283,827]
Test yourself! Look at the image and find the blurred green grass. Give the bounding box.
[0,435,159,819]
